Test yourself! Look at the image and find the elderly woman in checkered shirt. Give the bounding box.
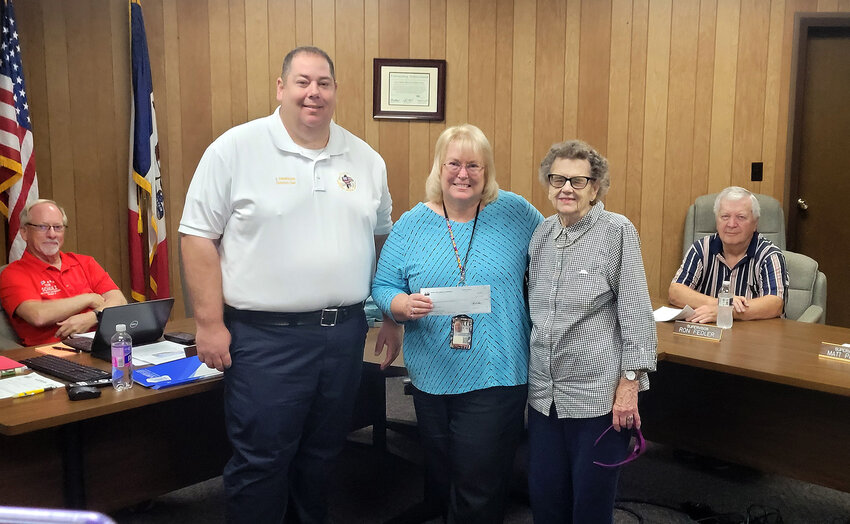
[525,140,658,524]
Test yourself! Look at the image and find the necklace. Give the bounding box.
[442,200,481,285]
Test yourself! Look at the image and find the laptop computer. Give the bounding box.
[64,298,175,361]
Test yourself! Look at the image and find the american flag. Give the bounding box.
[0,0,38,262]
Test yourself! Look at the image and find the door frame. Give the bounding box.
[784,13,850,251]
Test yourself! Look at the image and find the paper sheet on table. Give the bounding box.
[653,305,696,322]
[420,285,491,316]
[0,373,64,399]
[133,340,193,366]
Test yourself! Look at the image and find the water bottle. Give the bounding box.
[111,324,134,391]
[717,280,733,329]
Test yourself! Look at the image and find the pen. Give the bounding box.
[14,387,53,398]
[53,345,80,353]
[0,367,28,378]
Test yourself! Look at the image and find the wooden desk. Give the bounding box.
[645,314,850,492]
[0,321,400,512]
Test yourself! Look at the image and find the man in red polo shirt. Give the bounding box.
[0,199,126,346]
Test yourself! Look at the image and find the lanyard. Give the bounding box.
[442,200,481,285]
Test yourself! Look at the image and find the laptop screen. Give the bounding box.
[89,298,174,361]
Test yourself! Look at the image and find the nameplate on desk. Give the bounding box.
[818,342,850,363]
[673,321,722,341]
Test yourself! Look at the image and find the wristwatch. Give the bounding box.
[622,370,638,381]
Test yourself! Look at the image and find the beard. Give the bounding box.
[40,242,61,257]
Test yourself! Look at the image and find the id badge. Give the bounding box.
[450,314,473,350]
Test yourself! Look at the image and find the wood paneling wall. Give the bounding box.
[9,0,850,318]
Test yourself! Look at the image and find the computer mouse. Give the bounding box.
[67,386,102,401]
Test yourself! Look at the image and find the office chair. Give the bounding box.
[682,192,786,258]
[782,250,827,324]
[0,265,23,348]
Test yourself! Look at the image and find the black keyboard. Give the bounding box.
[21,354,111,383]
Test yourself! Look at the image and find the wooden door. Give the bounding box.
[787,17,850,327]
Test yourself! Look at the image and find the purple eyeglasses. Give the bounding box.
[592,424,647,468]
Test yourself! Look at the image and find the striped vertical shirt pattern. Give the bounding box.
[672,232,788,303]
[527,203,657,419]
[372,190,543,395]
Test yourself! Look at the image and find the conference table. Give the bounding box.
[644,312,850,493]
[4,311,850,512]
[0,319,402,512]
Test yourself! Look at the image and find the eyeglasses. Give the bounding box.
[592,424,646,468]
[443,161,484,175]
[26,224,67,233]
[547,174,595,190]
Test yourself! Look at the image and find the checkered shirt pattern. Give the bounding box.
[527,203,657,419]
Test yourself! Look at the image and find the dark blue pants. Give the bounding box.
[412,384,527,524]
[222,312,368,524]
[527,406,631,524]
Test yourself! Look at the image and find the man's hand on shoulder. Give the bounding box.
[196,321,232,372]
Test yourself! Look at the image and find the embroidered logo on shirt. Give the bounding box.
[276,176,296,185]
[40,279,61,297]
[337,173,356,192]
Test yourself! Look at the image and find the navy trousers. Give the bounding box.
[527,406,632,524]
[222,312,368,524]
[412,384,527,524]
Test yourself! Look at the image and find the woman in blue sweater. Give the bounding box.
[372,124,542,523]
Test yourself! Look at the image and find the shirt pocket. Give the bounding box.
[557,257,612,314]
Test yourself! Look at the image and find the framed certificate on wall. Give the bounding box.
[372,58,446,121]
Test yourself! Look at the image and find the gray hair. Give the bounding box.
[538,140,610,202]
[713,186,760,219]
[20,199,68,226]
[281,46,335,81]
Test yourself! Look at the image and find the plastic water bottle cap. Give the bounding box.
[115,324,126,332]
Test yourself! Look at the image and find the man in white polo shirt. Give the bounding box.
[179,46,401,524]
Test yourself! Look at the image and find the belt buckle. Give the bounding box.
[320,308,339,327]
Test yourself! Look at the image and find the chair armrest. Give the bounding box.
[0,336,23,350]
[795,305,824,324]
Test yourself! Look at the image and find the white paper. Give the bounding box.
[69,331,96,340]
[420,285,491,316]
[132,340,192,366]
[653,305,696,322]
[192,364,223,379]
[0,373,64,399]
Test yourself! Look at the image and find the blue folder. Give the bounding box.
[132,356,222,389]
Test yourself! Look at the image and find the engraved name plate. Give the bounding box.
[673,321,723,341]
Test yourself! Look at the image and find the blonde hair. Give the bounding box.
[424,124,499,205]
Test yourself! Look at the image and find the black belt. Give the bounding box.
[224,302,365,327]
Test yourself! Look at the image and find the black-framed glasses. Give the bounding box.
[443,161,484,175]
[26,224,67,233]
[547,174,595,189]
[592,424,646,468]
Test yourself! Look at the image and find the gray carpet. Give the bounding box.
[113,377,850,523]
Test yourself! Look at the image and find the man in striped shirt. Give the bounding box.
[669,186,788,323]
